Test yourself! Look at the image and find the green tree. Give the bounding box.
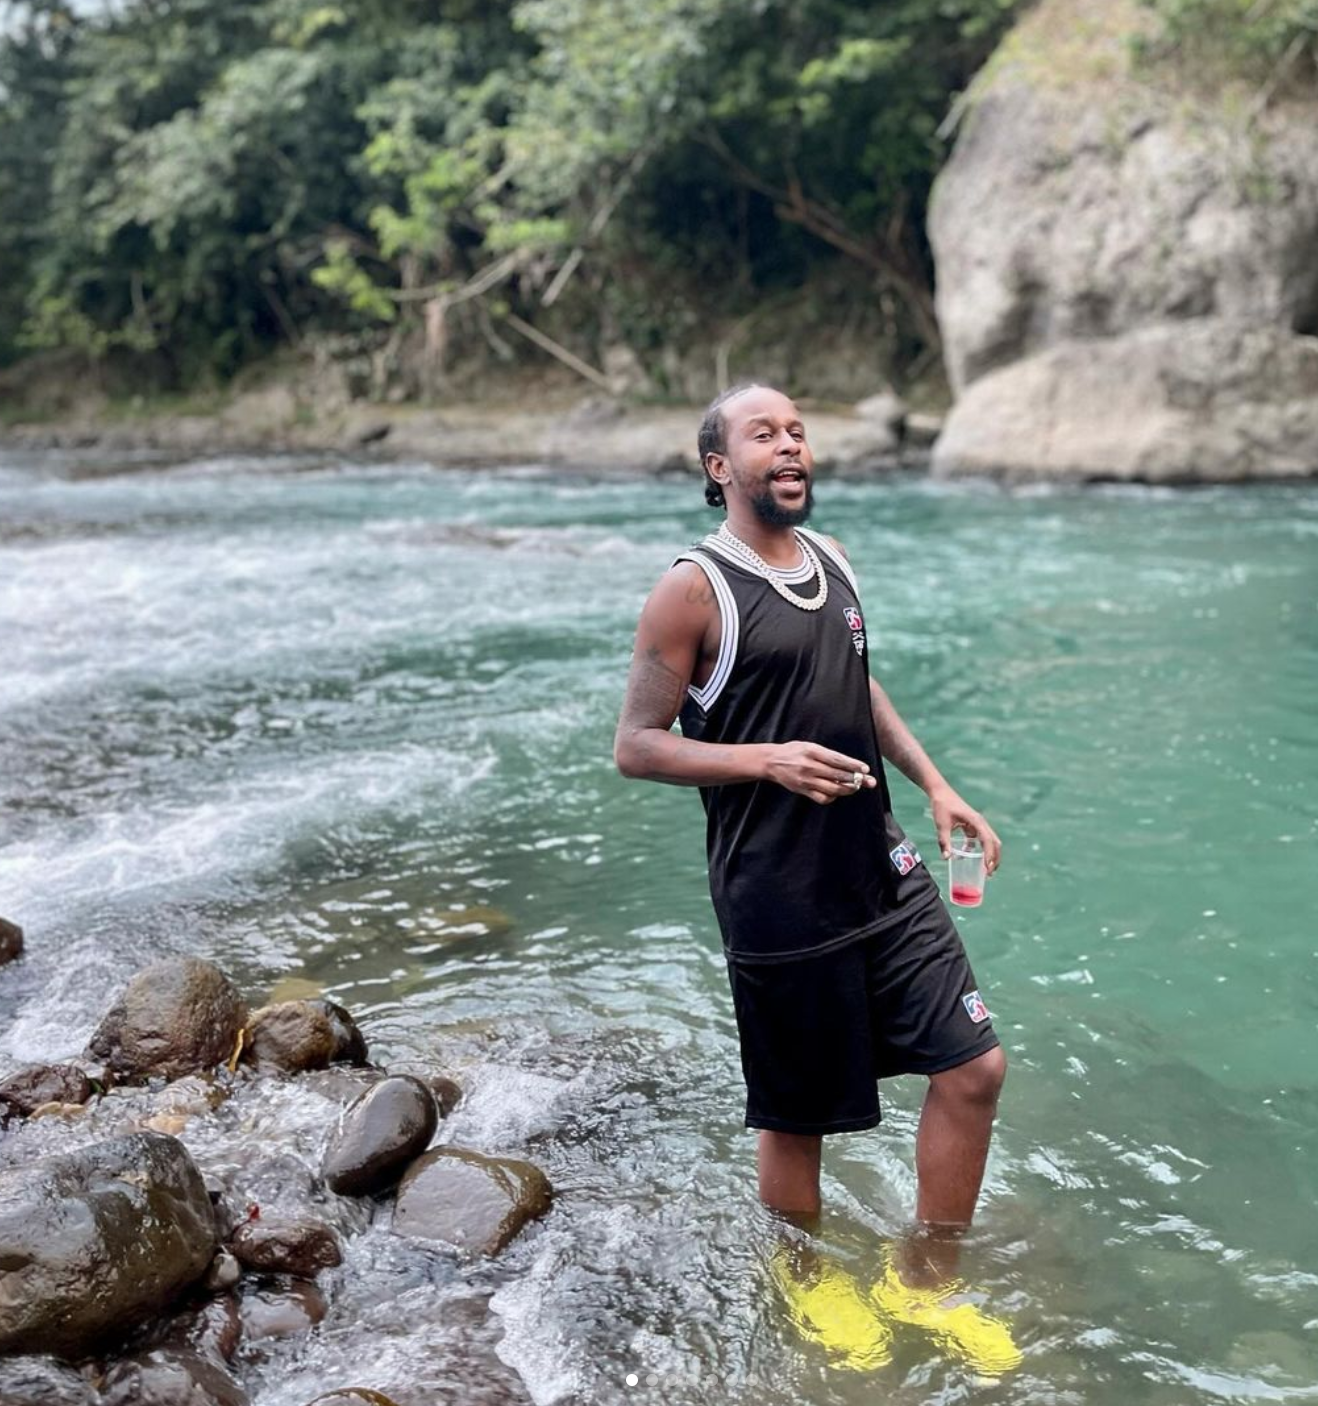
[0,1,81,366]
[1,0,1025,390]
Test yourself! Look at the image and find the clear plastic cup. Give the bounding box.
[948,835,986,907]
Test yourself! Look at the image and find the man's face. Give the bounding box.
[710,388,815,527]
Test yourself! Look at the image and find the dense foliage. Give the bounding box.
[4,0,1194,393]
[1136,0,1318,82]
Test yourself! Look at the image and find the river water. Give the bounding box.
[0,447,1315,1405]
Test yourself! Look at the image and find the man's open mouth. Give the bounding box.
[773,468,807,483]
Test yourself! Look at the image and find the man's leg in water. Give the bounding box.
[761,1130,897,1371]
[758,1130,822,1226]
[908,1046,1008,1279]
[873,1046,1022,1376]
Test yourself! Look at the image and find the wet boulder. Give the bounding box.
[392,1147,552,1257]
[156,1292,243,1364]
[0,915,22,966]
[229,1215,341,1276]
[428,1074,463,1117]
[322,1075,438,1197]
[0,1063,92,1119]
[0,1132,218,1358]
[0,1356,99,1404]
[209,1154,327,1243]
[99,1347,249,1406]
[299,1065,384,1106]
[315,998,369,1065]
[139,1074,231,1138]
[306,1392,402,1406]
[88,958,247,1082]
[242,999,367,1074]
[202,1249,242,1294]
[238,1278,328,1346]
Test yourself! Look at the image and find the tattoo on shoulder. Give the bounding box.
[684,576,714,607]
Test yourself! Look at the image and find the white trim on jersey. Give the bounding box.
[673,551,739,712]
[798,526,862,598]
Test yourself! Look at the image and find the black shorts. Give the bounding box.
[726,894,1001,1136]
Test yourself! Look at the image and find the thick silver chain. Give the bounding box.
[716,523,829,612]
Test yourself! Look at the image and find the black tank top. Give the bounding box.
[677,527,938,964]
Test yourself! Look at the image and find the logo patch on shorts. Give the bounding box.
[889,841,921,875]
[962,990,990,1024]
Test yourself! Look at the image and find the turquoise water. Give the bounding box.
[1,449,1316,1404]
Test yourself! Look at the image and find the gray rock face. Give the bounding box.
[88,958,247,1081]
[392,1147,552,1257]
[0,1132,218,1358]
[229,1216,342,1276]
[242,999,367,1074]
[929,0,1318,480]
[936,322,1318,482]
[322,1075,438,1197]
[0,915,22,966]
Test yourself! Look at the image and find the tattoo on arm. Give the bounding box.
[684,577,714,607]
[619,645,687,739]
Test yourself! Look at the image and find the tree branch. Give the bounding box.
[699,128,941,352]
[501,312,613,392]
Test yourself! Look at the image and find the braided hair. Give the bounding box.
[697,383,767,508]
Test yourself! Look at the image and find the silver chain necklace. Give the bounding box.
[716,522,829,612]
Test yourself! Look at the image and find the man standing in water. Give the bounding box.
[614,385,1020,1375]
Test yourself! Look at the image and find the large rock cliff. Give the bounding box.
[929,0,1318,481]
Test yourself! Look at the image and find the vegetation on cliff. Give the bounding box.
[0,0,1312,401]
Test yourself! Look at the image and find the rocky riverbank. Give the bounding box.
[0,939,550,1406]
[0,364,939,480]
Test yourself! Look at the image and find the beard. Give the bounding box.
[748,479,814,528]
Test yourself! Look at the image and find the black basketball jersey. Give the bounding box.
[676,526,938,964]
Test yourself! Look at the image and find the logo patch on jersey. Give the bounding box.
[962,990,990,1024]
[889,841,921,876]
[842,605,866,657]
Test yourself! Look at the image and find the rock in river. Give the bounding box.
[87,957,247,1081]
[306,1392,402,1406]
[0,1356,98,1405]
[392,1147,552,1258]
[0,1063,92,1120]
[0,915,22,966]
[229,1215,342,1276]
[322,1074,438,1197]
[238,1278,328,1347]
[0,1132,218,1358]
[99,1347,249,1406]
[242,998,368,1074]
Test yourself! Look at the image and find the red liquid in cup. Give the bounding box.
[950,885,983,907]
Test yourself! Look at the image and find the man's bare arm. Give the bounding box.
[869,676,949,796]
[615,564,877,803]
[868,676,1002,872]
